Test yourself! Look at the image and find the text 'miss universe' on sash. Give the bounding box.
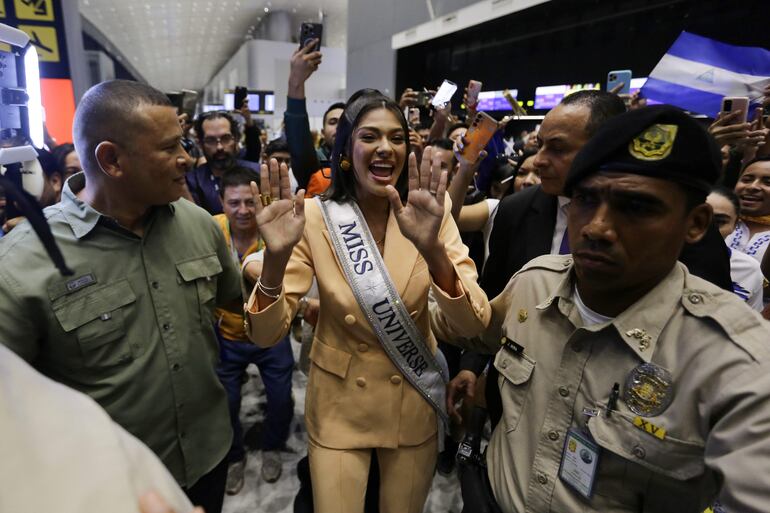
[316,197,449,428]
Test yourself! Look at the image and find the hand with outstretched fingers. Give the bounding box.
[385,146,448,254]
[250,158,306,256]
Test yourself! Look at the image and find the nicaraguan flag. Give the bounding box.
[641,31,770,117]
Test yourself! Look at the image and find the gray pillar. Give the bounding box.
[60,1,88,101]
[257,11,295,43]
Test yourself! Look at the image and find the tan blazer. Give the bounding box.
[246,198,489,449]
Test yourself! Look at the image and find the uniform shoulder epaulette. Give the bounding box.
[516,254,573,276]
[681,284,770,362]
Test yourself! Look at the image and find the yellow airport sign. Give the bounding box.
[18,24,58,62]
[14,0,53,21]
[0,1,6,18]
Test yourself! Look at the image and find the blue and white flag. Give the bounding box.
[641,32,770,117]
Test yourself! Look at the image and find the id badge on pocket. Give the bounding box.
[558,428,601,500]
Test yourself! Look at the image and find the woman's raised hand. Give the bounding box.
[251,158,306,256]
[385,146,447,254]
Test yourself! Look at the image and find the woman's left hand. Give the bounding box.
[386,146,447,254]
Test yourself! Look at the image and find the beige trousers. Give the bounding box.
[307,434,438,513]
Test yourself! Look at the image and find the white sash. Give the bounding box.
[316,197,449,430]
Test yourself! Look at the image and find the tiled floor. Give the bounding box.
[222,340,463,513]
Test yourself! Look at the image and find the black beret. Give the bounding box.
[564,105,721,196]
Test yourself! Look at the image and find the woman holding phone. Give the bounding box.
[244,89,489,512]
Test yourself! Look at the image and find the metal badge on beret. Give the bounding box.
[628,124,678,161]
[623,363,674,417]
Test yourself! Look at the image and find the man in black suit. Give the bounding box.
[481,91,626,297]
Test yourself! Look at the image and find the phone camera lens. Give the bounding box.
[724,100,732,110]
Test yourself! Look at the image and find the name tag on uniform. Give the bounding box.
[66,273,96,293]
[559,428,601,500]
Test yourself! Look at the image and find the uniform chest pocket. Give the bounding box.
[588,411,705,481]
[176,254,223,327]
[494,349,535,432]
[52,279,137,368]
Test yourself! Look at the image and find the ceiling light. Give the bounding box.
[264,7,269,12]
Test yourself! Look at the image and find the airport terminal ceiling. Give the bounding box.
[78,0,348,92]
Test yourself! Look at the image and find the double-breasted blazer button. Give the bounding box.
[390,375,402,385]
[356,377,367,387]
[344,314,356,325]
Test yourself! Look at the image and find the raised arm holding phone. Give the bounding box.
[284,39,323,188]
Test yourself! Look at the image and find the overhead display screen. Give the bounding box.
[476,89,518,111]
[534,83,600,110]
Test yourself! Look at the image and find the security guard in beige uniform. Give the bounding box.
[457,105,770,513]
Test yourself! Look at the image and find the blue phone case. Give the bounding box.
[607,70,632,95]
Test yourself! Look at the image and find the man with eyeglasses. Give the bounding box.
[186,111,260,215]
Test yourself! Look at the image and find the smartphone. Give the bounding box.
[299,22,323,49]
[466,80,482,108]
[462,112,498,163]
[607,70,632,95]
[431,79,458,108]
[416,91,432,107]
[721,96,750,123]
[234,86,248,111]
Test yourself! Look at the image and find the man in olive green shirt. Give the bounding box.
[0,80,241,513]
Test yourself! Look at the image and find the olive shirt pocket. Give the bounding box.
[494,348,536,432]
[176,254,223,328]
[51,279,137,368]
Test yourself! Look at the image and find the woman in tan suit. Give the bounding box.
[245,90,489,513]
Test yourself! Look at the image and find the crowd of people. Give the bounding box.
[2,36,770,513]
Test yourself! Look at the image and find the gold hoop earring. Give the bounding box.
[339,157,351,171]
